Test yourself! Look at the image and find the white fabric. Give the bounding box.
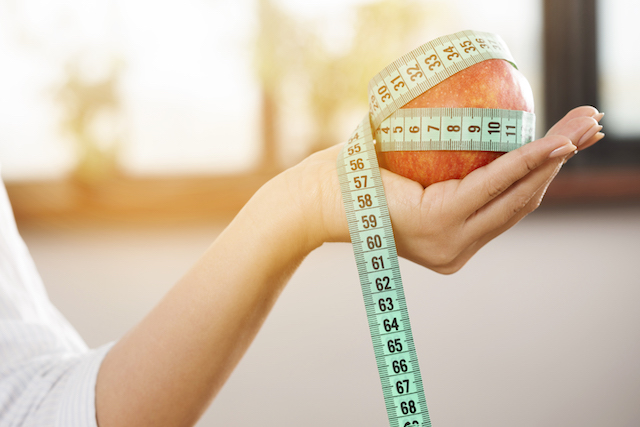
[0,176,113,427]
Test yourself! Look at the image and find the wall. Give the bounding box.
[19,204,640,426]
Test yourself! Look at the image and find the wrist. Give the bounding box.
[276,145,350,252]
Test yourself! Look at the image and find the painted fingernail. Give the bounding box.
[593,112,605,122]
[577,125,604,147]
[549,143,578,158]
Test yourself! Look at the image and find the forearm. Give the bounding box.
[95,167,321,427]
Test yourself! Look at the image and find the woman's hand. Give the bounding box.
[296,105,604,274]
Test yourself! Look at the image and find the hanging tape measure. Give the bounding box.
[336,30,535,427]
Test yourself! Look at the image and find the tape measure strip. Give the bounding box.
[376,108,535,152]
[338,118,430,427]
[338,30,530,427]
[368,30,516,131]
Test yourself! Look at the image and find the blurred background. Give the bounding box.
[1,0,639,426]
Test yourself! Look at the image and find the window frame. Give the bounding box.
[543,0,640,170]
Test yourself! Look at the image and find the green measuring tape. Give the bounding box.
[337,30,535,427]
[376,108,535,152]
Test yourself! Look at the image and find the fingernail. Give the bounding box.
[593,112,605,122]
[578,132,606,151]
[549,143,578,158]
[577,125,604,147]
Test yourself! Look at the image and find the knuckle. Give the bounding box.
[520,149,542,174]
[484,176,509,200]
[481,148,541,201]
[511,194,532,217]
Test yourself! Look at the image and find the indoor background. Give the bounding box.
[1,0,639,426]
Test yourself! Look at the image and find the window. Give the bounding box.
[0,0,260,181]
[544,0,640,169]
[597,0,640,138]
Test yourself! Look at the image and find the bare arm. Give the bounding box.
[95,169,319,427]
[95,106,603,427]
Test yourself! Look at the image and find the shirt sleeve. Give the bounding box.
[1,342,115,427]
[0,174,115,427]
[53,343,114,427]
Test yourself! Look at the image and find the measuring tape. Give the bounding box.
[376,108,535,152]
[336,30,535,427]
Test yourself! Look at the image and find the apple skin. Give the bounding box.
[377,59,535,187]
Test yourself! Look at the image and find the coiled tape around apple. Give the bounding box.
[337,30,535,427]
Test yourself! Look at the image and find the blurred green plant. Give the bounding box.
[3,0,125,184]
[56,57,124,184]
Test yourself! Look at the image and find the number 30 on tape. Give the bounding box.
[337,30,534,427]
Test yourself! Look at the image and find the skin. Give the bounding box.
[379,59,536,187]
[95,105,604,427]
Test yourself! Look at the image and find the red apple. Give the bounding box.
[377,59,535,187]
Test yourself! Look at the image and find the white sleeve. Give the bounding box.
[0,174,115,427]
[1,341,114,427]
[52,344,114,427]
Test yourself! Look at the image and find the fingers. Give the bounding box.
[545,105,602,137]
[576,129,605,151]
[546,106,605,161]
[453,103,607,219]
[546,108,605,166]
[459,108,606,247]
[437,185,546,274]
[547,115,603,151]
[436,164,557,274]
[463,154,563,244]
[454,134,574,218]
